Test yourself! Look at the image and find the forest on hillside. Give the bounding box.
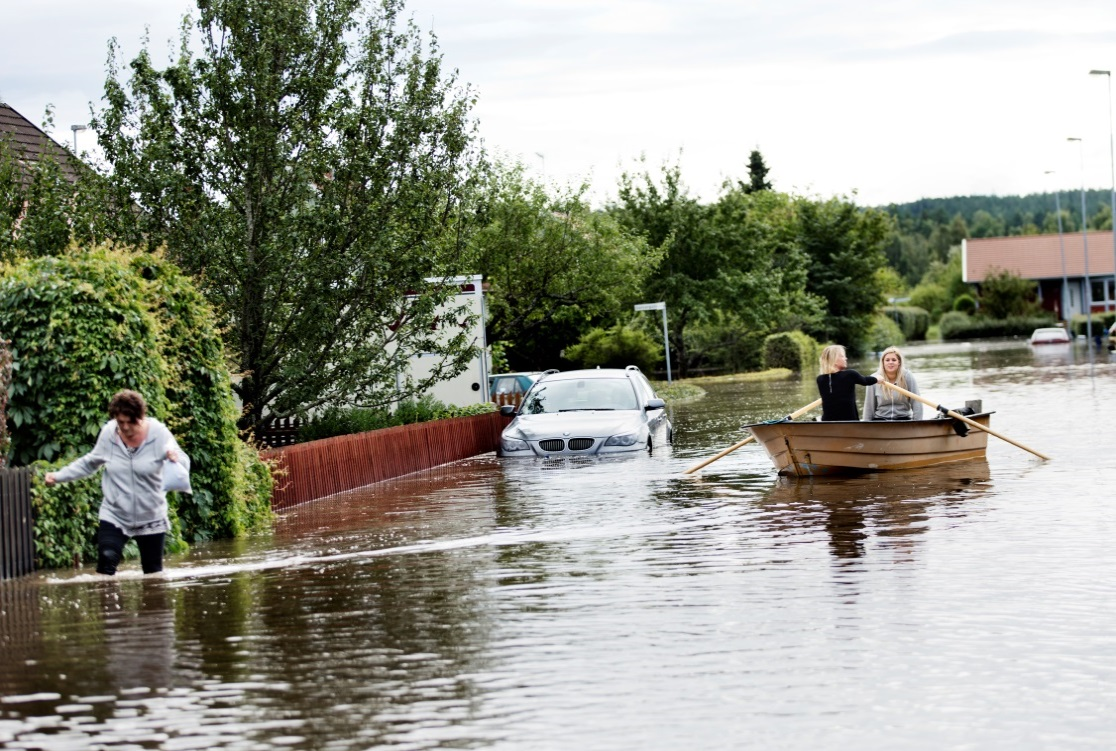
[880,190,1114,285]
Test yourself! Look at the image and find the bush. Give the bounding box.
[762,331,820,373]
[682,315,766,374]
[0,339,10,469]
[865,314,905,352]
[880,305,930,340]
[978,269,1041,319]
[952,294,977,315]
[908,283,950,321]
[564,324,662,373]
[299,396,493,442]
[1069,312,1116,338]
[939,311,1056,340]
[0,246,272,565]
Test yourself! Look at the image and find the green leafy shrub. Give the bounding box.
[865,314,906,352]
[299,396,494,442]
[564,324,663,373]
[1069,312,1116,338]
[761,331,820,373]
[0,339,10,468]
[0,246,272,566]
[682,315,766,374]
[907,283,950,321]
[978,269,1042,318]
[939,311,1055,340]
[880,305,930,340]
[952,294,977,315]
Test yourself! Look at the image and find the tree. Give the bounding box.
[743,149,772,193]
[795,196,891,351]
[467,162,659,369]
[93,0,483,430]
[978,268,1041,319]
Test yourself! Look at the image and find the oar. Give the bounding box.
[878,381,1050,461]
[683,398,823,475]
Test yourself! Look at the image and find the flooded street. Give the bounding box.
[3,340,1116,749]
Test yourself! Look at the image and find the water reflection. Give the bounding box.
[756,460,991,562]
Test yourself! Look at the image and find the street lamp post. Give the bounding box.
[1089,69,1115,313]
[70,124,87,153]
[634,302,671,382]
[1045,170,1069,320]
[1068,137,1093,340]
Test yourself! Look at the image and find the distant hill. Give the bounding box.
[880,190,1113,238]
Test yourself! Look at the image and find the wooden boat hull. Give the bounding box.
[746,415,992,477]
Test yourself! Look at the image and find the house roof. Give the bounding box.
[963,232,1116,283]
[0,102,84,184]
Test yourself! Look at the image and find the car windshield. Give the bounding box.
[520,378,639,414]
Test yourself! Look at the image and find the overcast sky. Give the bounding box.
[3,0,1115,208]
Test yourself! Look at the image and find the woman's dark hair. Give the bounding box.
[107,390,147,422]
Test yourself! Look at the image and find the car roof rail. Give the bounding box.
[625,365,641,372]
[542,368,559,375]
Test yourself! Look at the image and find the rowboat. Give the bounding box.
[744,414,992,476]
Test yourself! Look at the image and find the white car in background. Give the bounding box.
[497,367,672,457]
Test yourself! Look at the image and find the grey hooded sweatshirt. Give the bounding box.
[53,417,190,536]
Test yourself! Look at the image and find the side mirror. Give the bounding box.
[645,398,666,410]
[499,404,517,416]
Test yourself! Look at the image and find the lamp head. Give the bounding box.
[1089,69,1111,76]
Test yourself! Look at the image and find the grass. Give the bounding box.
[653,367,795,403]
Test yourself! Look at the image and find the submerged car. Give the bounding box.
[489,371,542,408]
[497,366,672,457]
[1029,326,1070,345]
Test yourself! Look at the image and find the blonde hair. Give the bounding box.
[818,345,846,375]
[875,346,908,390]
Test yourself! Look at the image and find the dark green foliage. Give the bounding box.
[742,149,772,193]
[796,197,891,353]
[762,331,820,373]
[978,269,1042,319]
[952,295,977,315]
[565,325,663,372]
[682,313,767,374]
[1069,312,1116,337]
[881,306,930,340]
[0,339,10,468]
[0,251,167,466]
[28,463,101,569]
[0,247,272,566]
[938,312,1055,340]
[298,397,493,443]
[469,162,659,371]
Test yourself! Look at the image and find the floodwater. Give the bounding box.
[2,340,1115,750]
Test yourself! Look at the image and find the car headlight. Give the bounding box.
[501,436,530,452]
[604,432,640,447]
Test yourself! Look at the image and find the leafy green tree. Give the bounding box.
[978,268,1041,319]
[92,0,483,430]
[469,162,660,369]
[610,160,823,376]
[795,196,891,351]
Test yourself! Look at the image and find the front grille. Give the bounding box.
[568,438,594,451]
[539,439,564,452]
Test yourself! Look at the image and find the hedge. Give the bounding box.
[880,305,930,341]
[938,311,1056,340]
[762,331,821,373]
[0,246,272,568]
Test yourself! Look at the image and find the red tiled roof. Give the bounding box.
[0,102,83,184]
[963,232,1116,282]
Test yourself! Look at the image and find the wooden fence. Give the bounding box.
[1,467,34,580]
[261,410,508,510]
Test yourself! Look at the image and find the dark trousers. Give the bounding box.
[97,520,165,575]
